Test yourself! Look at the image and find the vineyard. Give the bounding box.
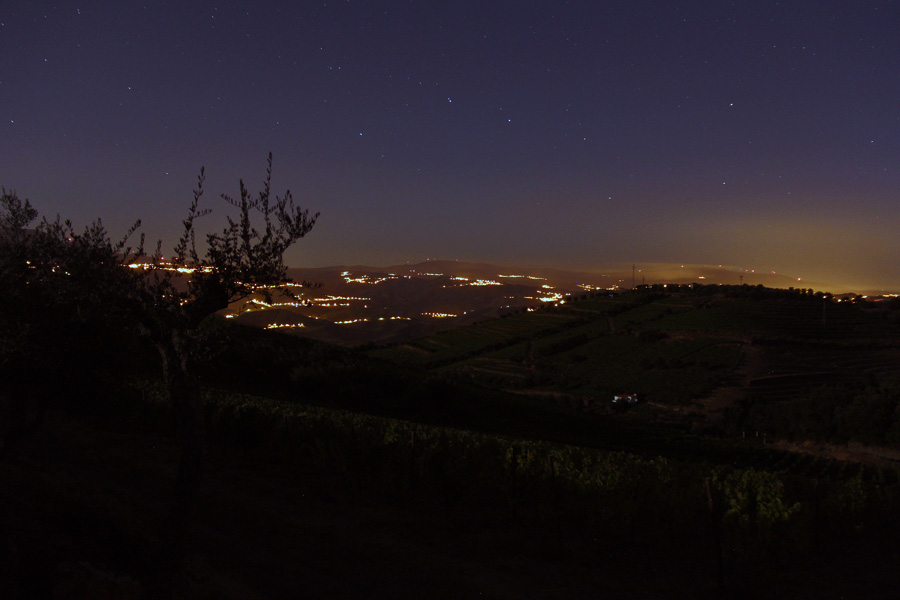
[130,382,900,583]
[368,288,900,436]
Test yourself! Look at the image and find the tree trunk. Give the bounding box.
[158,337,206,551]
[141,330,208,599]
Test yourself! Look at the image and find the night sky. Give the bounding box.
[3,2,899,291]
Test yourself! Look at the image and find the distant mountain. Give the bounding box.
[228,260,849,346]
[230,261,578,346]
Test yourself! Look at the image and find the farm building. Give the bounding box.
[612,394,640,404]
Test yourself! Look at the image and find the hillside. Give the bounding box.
[6,283,900,598]
[225,260,862,347]
[372,284,900,437]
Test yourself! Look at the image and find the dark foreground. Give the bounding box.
[2,410,899,599]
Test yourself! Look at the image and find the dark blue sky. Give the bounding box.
[2,1,899,290]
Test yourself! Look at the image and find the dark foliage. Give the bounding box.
[0,189,147,453]
[1,157,319,595]
[730,377,900,447]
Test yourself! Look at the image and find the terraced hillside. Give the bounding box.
[371,286,900,426]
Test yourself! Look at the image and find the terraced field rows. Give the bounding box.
[373,290,900,426]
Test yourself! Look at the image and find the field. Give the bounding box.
[371,288,900,427]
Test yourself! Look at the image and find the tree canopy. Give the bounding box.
[0,154,319,563]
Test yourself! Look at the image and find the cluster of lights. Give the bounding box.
[341,271,397,285]
[239,294,372,312]
[245,281,308,290]
[470,279,502,286]
[302,294,370,308]
[859,294,899,301]
[244,297,307,310]
[265,323,306,329]
[334,316,411,325]
[523,292,565,302]
[444,278,502,287]
[315,294,369,302]
[145,262,691,330]
[127,262,214,274]
[498,274,545,280]
[257,300,305,308]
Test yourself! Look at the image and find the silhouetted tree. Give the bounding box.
[133,154,318,549]
[1,156,318,589]
[0,189,42,452]
[0,189,141,453]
